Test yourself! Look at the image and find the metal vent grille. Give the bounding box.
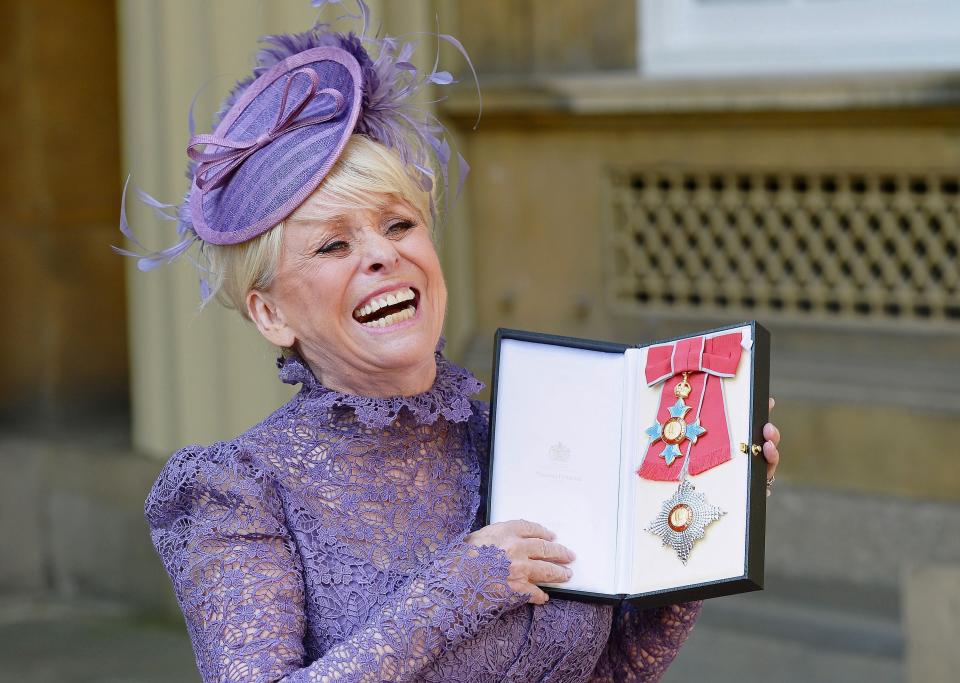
[605,168,960,330]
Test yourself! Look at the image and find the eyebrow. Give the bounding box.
[380,201,422,221]
[292,201,418,238]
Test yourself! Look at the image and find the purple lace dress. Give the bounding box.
[146,346,701,682]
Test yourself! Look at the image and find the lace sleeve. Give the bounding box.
[587,601,702,682]
[146,443,529,683]
[283,540,528,683]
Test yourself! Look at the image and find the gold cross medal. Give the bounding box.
[644,374,706,467]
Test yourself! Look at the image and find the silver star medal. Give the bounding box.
[645,478,725,564]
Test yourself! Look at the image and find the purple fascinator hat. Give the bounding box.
[190,48,362,245]
[116,0,477,295]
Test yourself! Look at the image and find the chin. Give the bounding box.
[367,330,437,365]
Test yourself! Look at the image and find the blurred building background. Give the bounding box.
[2,0,959,681]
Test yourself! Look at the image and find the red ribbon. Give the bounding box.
[637,332,744,481]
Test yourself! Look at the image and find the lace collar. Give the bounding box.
[276,339,484,428]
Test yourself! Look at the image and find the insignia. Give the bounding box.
[645,479,725,564]
[644,399,706,466]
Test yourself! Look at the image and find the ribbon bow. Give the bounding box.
[187,68,345,192]
[637,332,744,481]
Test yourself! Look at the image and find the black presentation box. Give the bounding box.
[485,321,770,608]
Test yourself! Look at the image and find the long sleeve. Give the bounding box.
[146,442,529,683]
[587,601,702,682]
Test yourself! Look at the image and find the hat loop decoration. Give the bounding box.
[187,69,345,192]
[114,0,480,301]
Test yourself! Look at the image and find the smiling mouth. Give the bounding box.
[352,287,420,328]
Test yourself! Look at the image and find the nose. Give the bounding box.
[358,228,400,273]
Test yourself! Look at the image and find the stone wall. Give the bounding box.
[0,439,178,618]
[442,96,960,502]
[0,0,128,432]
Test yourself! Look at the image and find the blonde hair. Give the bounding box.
[200,135,433,318]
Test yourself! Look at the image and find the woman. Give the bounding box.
[127,7,782,683]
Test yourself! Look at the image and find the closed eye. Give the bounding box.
[315,240,349,255]
[386,220,415,237]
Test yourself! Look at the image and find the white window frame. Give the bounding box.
[640,0,960,78]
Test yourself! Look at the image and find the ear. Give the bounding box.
[246,289,296,348]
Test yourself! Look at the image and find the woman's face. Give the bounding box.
[249,197,446,394]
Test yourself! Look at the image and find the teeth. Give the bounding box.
[361,305,416,329]
[354,287,416,319]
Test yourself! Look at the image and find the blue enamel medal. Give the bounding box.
[644,373,707,467]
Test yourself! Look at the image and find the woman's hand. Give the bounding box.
[763,396,781,484]
[465,519,575,605]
